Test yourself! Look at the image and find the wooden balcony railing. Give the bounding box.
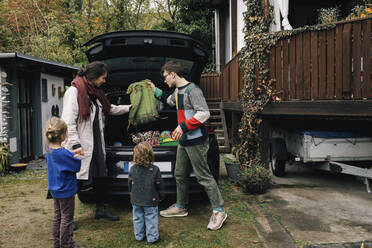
[199,73,221,101]
[201,17,372,102]
[270,17,372,100]
[200,54,242,101]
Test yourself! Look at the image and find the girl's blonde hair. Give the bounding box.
[45,117,67,144]
[133,141,154,166]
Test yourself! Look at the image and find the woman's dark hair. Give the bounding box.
[77,61,108,81]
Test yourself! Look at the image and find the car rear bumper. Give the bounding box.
[80,146,205,197]
[78,173,204,199]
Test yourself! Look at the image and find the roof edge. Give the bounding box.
[0,52,79,71]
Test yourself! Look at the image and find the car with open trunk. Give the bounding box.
[77,30,220,202]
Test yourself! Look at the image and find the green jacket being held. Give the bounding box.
[126,80,159,126]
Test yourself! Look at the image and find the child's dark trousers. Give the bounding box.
[52,196,76,248]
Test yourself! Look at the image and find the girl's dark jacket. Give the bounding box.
[128,163,165,207]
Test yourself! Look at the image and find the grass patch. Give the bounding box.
[76,202,94,215]
[73,179,264,248]
[28,207,42,213]
[1,170,264,247]
[0,169,47,183]
[229,205,254,222]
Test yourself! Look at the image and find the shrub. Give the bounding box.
[317,7,340,24]
[222,156,238,164]
[239,162,271,194]
[347,3,372,20]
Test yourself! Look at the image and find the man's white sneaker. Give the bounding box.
[160,204,188,217]
[207,210,227,230]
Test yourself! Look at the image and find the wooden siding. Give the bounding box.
[200,17,372,102]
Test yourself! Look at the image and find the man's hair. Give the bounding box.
[133,141,154,166]
[44,117,67,144]
[161,61,187,78]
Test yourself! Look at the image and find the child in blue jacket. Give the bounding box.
[45,117,81,248]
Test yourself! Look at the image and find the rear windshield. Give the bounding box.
[104,57,194,75]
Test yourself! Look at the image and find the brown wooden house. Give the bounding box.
[201,0,372,153]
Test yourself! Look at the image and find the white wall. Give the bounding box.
[237,0,247,53]
[40,73,64,153]
[215,0,246,67]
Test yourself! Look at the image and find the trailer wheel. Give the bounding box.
[269,139,287,177]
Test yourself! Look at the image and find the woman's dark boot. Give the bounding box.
[95,203,119,221]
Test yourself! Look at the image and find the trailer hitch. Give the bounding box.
[328,161,372,194]
[364,178,372,194]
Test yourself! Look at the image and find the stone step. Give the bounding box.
[218,145,231,153]
[214,129,224,133]
[209,108,221,113]
[216,133,225,139]
[209,122,222,126]
[207,102,221,107]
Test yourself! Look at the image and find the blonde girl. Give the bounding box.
[45,117,81,248]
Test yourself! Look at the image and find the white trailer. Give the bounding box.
[269,129,372,192]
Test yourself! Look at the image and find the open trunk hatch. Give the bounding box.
[83,30,209,87]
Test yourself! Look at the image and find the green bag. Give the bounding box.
[127,80,159,126]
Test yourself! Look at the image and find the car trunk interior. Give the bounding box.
[86,32,209,149]
[103,75,178,147]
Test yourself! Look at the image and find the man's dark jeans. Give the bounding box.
[175,138,224,208]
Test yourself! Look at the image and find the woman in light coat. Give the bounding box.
[62,61,131,221]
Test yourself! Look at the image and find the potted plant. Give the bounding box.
[222,155,241,183]
[238,160,271,194]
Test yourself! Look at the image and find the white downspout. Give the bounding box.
[229,0,232,61]
[214,10,221,72]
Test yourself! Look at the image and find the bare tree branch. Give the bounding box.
[31,0,49,32]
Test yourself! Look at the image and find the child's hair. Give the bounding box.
[45,117,67,144]
[133,141,154,166]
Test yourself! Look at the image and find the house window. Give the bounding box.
[289,0,354,29]
[42,78,48,102]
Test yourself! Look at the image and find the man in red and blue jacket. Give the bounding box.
[148,61,227,231]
